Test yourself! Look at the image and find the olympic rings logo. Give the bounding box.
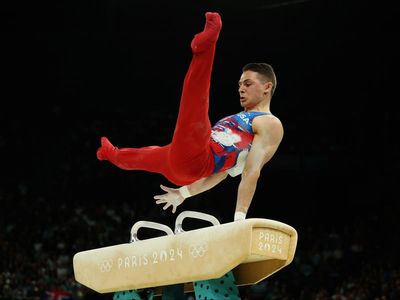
[99,259,113,272]
[189,242,208,258]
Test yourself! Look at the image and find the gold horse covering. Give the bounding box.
[73,211,298,294]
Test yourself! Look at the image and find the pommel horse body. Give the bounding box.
[73,211,298,295]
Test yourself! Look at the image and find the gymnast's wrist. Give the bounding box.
[178,186,192,199]
[234,211,246,221]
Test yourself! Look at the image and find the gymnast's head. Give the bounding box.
[241,63,277,97]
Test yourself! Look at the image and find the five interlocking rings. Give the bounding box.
[99,259,113,272]
[189,243,208,258]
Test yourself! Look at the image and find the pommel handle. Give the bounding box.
[175,210,220,234]
[130,221,174,242]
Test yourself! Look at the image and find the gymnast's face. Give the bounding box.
[238,71,270,110]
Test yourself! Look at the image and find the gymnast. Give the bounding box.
[96,12,283,221]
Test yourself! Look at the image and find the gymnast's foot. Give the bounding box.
[191,12,222,53]
[97,137,116,160]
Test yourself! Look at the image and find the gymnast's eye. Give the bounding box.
[239,81,252,88]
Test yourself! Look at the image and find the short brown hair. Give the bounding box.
[242,63,277,96]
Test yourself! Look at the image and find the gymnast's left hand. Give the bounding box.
[154,184,185,214]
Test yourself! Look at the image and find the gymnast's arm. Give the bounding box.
[234,116,283,221]
[154,171,228,213]
[186,171,229,196]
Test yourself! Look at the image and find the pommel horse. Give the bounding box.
[73,211,298,296]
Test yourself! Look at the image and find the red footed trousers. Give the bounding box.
[97,14,221,186]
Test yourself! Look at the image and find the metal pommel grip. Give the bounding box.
[130,221,174,242]
[175,210,220,234]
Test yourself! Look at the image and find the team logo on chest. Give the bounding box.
[237,112,250,125]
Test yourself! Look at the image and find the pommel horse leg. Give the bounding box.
[193,271,241,299]
[113,289,152,300]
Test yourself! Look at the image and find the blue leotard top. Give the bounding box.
[210,111,270,176]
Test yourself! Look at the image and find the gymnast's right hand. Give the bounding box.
[154,184,185,214]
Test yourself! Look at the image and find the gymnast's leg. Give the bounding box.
[96,12,222,185]
[168,12,222,181]
[97,137,170,175]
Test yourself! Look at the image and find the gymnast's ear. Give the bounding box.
[264,82,273,95]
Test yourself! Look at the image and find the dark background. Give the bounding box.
[2,0,399,299]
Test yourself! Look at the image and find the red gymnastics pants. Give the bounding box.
[96,12,222,186]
